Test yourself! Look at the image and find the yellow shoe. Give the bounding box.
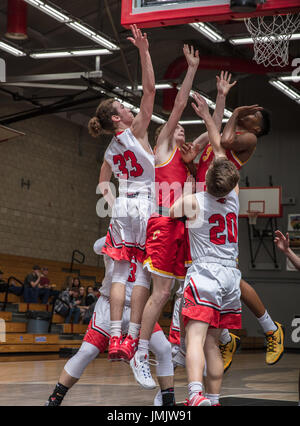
[219,333,240,373]
[265,321,285,365]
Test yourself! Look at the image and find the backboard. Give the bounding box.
[121,0,300,28]
[239,186,282,218]
[0,124,25,144]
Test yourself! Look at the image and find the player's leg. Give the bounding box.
[204,328,223,406]
[240,278,284,365]
[185,320,211,406]
[149,326,175,406]
[119,263,151,362]
[130,274,173,389]
[108,260,130,360]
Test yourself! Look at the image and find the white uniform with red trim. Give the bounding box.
[182,190,242,330]
[102,128,155,265]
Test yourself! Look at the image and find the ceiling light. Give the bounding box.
[23,0,69,22]
[179,119,229,125]
[230,33,300,45]
[189,22,225,43]
[269,79,300,103]
[279,75,300,83]
[0,41,26,56]
[30,49,112,58]
[126,83,173,90]
[115,98,166,124]
[23,0,119,51]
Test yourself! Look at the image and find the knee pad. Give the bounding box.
[112,260,130,285]
[64,342,99,379]
[132,262,151,289]
[149,330,174,377]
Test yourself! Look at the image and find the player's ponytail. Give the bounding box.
[88,98,118,137]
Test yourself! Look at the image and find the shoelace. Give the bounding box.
[139,357,158,379]
[266,333,276,352]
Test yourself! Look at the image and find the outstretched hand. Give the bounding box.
[274,230,290,253]
[127,24,149,51]
[183,44,199,69]
[191,92,210,120]
[234,104,263,118]
[216,71,237,97]
[180,142,200,163]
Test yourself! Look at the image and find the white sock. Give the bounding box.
[188,381,203,400]
[137,339,149,357]
[205,393,220,405]
[127,322,141,340]
[219,329,232,345]
[257,310,277,334]
[110,320,122,338]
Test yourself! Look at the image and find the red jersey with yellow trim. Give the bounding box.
[155,146,189,208]
[196,143,244,186]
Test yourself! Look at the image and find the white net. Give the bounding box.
[244,13,300,67]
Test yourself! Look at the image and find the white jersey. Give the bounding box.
[104,128,155,196]
[99,255,134,305]
[188,189,239,264]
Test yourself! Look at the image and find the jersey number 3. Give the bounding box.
[209,213,238,245]
[113,150,144,179]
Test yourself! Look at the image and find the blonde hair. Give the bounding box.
[206,157,240,198]
[88,98,118,137]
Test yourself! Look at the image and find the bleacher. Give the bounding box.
[0,253,265,361]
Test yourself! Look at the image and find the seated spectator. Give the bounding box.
[64,276,74,290]
[85,286,97,306]
[40,267,59,303]
[38,267,51,304]
[93,286,100,299]
[65,287,81,324]
[23,265,44,303]
[77,286,89,321]
[73,277,81,289]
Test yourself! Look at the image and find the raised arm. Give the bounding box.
[274,230,300,270]
[155,45,199,153]
[128,24,156,140]
[191,92,226,159]
[170,193,198,221]
[220,105,262,152]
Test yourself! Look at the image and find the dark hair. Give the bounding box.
[257,108,271,137]
[88,98,118,137]
[70,287,80,294]
[206,157,240,198]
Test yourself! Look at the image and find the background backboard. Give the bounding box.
[239,186,282,218]
[121,0,300,28]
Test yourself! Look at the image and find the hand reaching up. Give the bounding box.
[127,24,149,51]
[216,71,237,97]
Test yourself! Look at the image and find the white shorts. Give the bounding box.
[102,196,155,264]
[182,262,242,329]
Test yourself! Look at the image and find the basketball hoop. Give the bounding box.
[244,13,300,67]
[247,210,260,225]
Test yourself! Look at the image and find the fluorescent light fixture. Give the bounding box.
[230,33,300,45]
[23,0,119,51]
[269,79,300,104]
[115,98,166,124]
[0,41,26,56]
[67,22,119,50]
[189,22,225,43]
[23,0,69,22]
[126,83,173,90]
[30,48,112,58]
[179,119,229,125]
[279,75,300,83]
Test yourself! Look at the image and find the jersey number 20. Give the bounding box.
[209,213,238,245]
[113,150,144,179]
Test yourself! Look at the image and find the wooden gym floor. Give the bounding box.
[0,350,298,406]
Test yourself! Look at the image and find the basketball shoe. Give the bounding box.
[130,351,157,389]
[184,393,211,406]
[219,333,240,373]
[108,335,123,361]
[118,334,138,362]
[265,321,284,365]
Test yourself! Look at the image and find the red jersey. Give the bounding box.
[196,143,245,188]
[155,147,189,208]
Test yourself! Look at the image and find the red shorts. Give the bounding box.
[83,319,162,353]
[143,215,188,280]
[168,321,180,346]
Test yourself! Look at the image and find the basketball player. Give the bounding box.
[181,101,284,368]
[45,237,175,406]
[88,25,156,363]
[170,92,241,406]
